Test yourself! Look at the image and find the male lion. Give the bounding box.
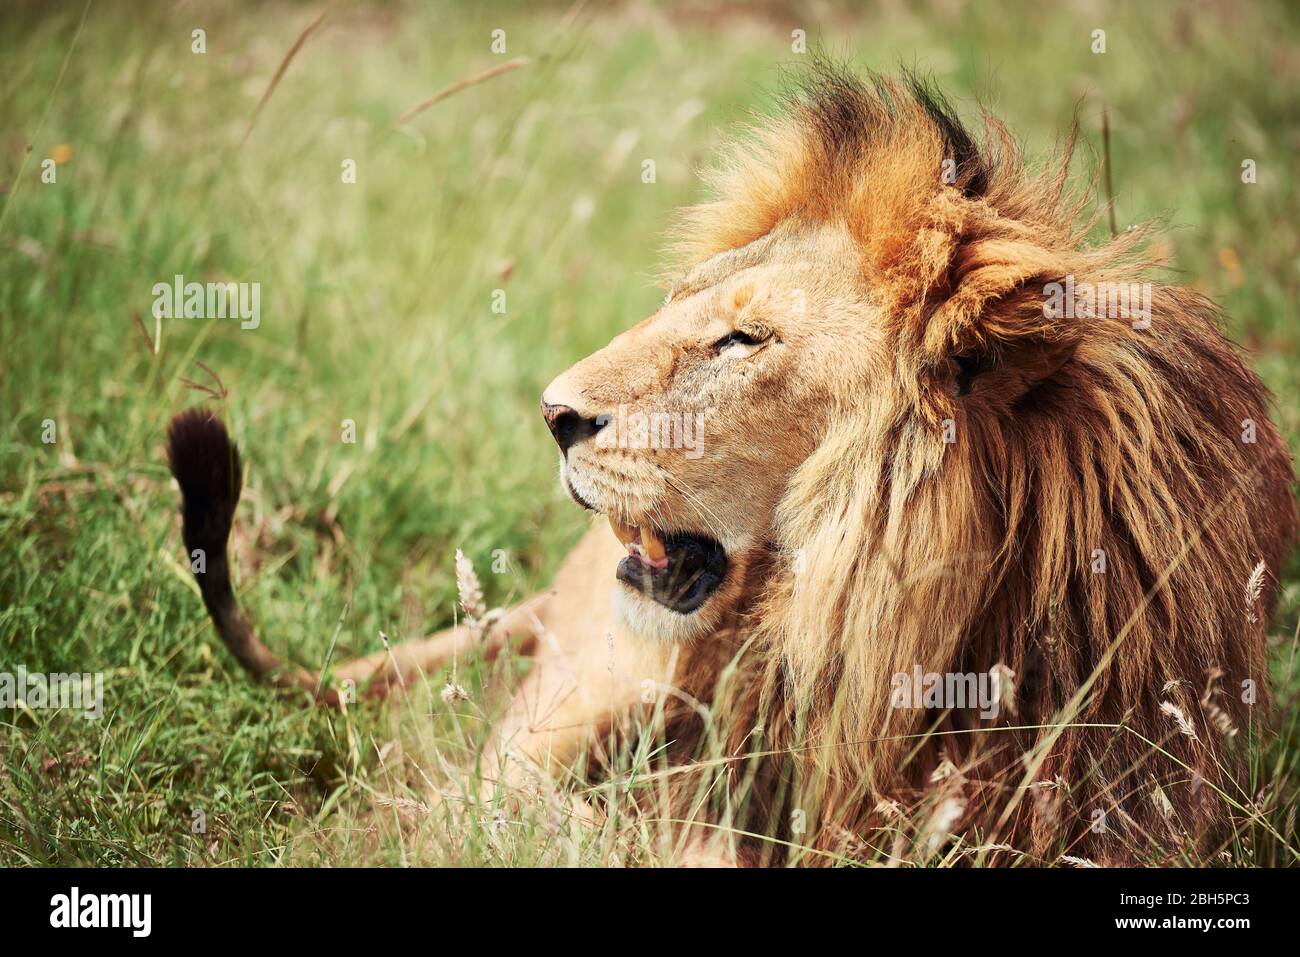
[168,65,1296,865]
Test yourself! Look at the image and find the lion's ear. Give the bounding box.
[946,333,1078,404]
[921,238,1080,407]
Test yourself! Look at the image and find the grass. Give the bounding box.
[1,0,1298,866]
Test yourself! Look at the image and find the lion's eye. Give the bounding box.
[712,329,766,355]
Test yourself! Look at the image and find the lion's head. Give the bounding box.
[542,220,861,639]
[542,64,1296,860]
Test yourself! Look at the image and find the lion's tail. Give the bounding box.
[166,409,341,705]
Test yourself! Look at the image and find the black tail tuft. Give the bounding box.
[167,407,244,632]
[167,408,243,566]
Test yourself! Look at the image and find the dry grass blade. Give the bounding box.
[455,548,486,626]
[1246,559,1266,624]
[177,360,228,401]
[240,6,331,148]
[1160,700,1198,740]
[375,796,431,817]
[130,309,156,356]
[1102,105,1118,237]
[397,57,529,125]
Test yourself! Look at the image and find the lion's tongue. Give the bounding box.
[607,517,670,570]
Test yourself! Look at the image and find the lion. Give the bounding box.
[167,64,1296,865]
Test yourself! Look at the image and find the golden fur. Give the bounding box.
[171,64,1296,865]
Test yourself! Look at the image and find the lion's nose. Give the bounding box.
[541,400,606,453]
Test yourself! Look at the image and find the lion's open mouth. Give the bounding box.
[607,518,728,614]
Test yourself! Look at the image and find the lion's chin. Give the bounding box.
[611,581,721,642]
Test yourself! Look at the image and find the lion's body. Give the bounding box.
[169,65,1296,865]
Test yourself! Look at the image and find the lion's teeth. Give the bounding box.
[608,516,638,546]
[608,518,669,568]
[640,525,667,564]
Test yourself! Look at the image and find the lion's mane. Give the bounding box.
[672,63,1296,864]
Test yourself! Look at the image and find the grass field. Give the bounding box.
[2,0,1298,866]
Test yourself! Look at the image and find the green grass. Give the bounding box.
[2,0,1298,866]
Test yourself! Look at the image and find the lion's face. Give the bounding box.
[542,224,878,639]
